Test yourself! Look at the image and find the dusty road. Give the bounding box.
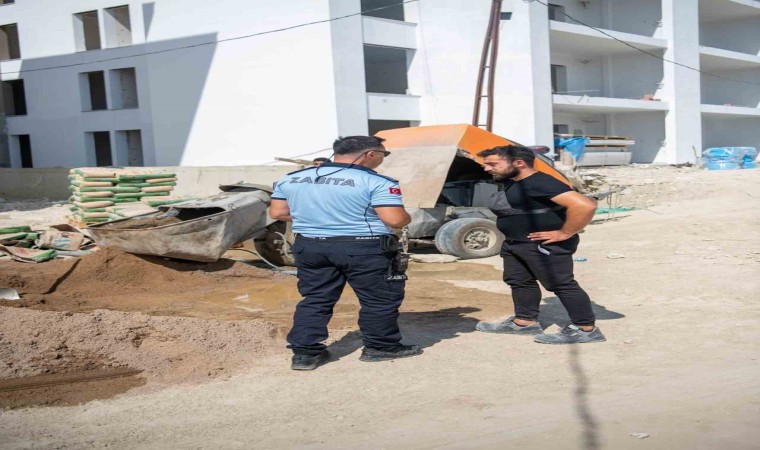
[1,166,759,449]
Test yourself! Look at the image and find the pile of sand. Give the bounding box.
[0,307,278,384]
[0,246,279,299]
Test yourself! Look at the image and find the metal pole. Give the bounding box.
[472,0,503,132]
[486,0,502,131]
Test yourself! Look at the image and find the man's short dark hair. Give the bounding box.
[478,145,536,167]
[333,136,386,155]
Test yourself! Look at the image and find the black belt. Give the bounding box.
[295,234,381,241]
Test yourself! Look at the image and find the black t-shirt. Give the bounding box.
[495,172,573,242]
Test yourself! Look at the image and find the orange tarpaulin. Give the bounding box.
[376,124,571,187]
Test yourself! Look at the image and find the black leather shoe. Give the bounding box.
[291,350,330,370]
[359,344,423,362]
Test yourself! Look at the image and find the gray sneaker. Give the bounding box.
[476,316,543,335]
[533,325,606,344]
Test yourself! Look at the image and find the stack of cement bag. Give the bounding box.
[67,168,191,225]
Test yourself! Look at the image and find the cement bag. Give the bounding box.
[71,207,107,213]
[147,177,177,184]
[84,177,120,183]
[73,215,108,223]
[73,200,114,209]
[80,186,141,193]
[0,245,57,263]
[75,168,117,178]
[70,196,115,203]
[114,192,146,199]
[118,182,176,188]
[141,185,174,193]
[0,226,32,234]
[118,172,176,181]
[77,181,114,188]
[80,191,114,199]
[82,212,110,219]
[37,225,86,251]
[142,196,197,207]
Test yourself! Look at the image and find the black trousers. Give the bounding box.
[501,236,595,326]
[287,236,405,355]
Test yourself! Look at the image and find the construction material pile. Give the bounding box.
[555,134,635,167]
[702,147,758,170]
[67,168,188,226]
[0,224,93,263]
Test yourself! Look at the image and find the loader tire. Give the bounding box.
[433,218,503,259]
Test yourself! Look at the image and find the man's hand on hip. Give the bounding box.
[528,230,574,244]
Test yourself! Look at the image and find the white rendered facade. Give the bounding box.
[0,0,758,168]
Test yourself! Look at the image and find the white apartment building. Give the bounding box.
[0,0,758,168]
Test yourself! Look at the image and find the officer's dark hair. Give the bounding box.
[478,145,536,167]
[333,136,386,155]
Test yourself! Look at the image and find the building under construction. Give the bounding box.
[0,0,758,168]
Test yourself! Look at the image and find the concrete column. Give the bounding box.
[659,0,702,164]
[496,0,553,147]
[329,0,369,136]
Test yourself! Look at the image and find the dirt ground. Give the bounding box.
[0,165,759,449]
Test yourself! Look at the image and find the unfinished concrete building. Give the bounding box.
[0,0,758,168]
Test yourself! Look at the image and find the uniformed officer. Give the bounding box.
[269,136,423,370]
[312,157,330,166]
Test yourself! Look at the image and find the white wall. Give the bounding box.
[609,111,667,163]
[497,0,554,147]
[330,0,370,137]
[702,116,760,149]
[607,0,662,38]
[549,0,662,37]
[550,54,604,96]
[405,0,489,127]
[659,0,702,164]
[550,50,664,100]
[139,0,340,166]
[553,112,608,136]
[701,68,760,107]
[0,0,343,168]
[607,53,664,99]
[547,0,604,28]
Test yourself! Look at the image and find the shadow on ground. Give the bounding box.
[538,296,624,330]
[326,307,481,360]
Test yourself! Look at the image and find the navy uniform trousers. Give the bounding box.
[287,236,405,355]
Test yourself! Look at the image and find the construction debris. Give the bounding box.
[0,224,93,263]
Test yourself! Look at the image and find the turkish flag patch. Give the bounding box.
[389,187,402,195]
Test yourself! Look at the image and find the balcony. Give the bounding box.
[550,21,666,56]
[699,0,760,24]
[700,46,760,71]
[701,104,760,117]
[362,16,417,50]
[366,93,420,121]
[699,0,760,55]
[546,0,662,38]
[553,95,669,114]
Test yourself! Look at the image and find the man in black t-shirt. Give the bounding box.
[475,145,606,344]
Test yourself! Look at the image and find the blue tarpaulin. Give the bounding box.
[702,147,757,170]
[554,137,590,160]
